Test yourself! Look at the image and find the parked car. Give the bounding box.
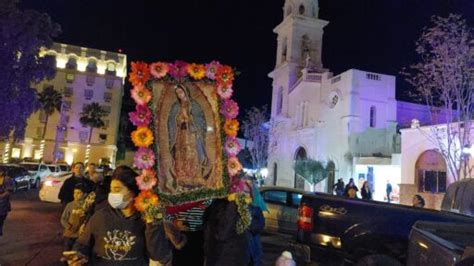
[407,221,474,266]
[292,192,474,265]
[0,164,32,192]
[260,186,304,234]
[20,162,70,189]
[39,172,71,203]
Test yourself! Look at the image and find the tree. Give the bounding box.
[80,102,107,144]
[241,106,269,179]
[0,0,60,140]
[37,86,62,139]
[294,158,328,191]
[403,14,474,181]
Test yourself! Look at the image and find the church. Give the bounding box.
[266,0,429,202]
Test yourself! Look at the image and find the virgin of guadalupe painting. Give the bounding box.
[168,85,211,187]
[153,81,223,194]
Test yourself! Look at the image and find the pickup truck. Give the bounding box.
[293,192,474,265]
[407,221,474,266]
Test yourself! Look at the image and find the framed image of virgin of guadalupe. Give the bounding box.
[129,61,243,205]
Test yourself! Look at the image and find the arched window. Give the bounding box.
[299,4,305,15]
[106,62,116,75]
[273,163,278,186]
[415,150,447,193]
[86,59,97,73]
[281,38,288,63]
[294,147,307,189]
[66,57,77,69]
[370,106,376,127]
[301,35,311,64]
[277,87,283,115]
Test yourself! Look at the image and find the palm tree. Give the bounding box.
[80,102,107,144]
[37,86,62,140]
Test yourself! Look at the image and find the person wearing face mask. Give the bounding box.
[66,166,172,265]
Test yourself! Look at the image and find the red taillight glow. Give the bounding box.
[297,204,313,231]
[44,180,61,187]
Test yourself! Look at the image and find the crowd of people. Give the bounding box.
[55,162,290,266]
[332,177,425,208]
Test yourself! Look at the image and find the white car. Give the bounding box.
[20,162,70,189]
[39,172,72,203]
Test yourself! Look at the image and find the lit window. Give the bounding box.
[106,63,116,74]
[11,148,21,158]
[66,73,75,83]
[33,150,42,160]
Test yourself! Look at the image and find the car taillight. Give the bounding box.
[44,180,60,186]
[297,204,313,231]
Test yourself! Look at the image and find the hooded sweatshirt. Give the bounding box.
[74,205,171,265]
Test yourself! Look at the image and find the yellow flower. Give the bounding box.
[187,63,206,80]
[131,127,154,148]
[224,119,239,137]
[244,195,252,204]
[228,193,237,202]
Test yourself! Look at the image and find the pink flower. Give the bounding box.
[129,105,152,127]
[230,176,246,194]
[217,84,233,99]
[225,137,242,157]
[149,62,169,79]
[136,169,158,191]
[131,84,152,105]
[134,148,155,169]
[227,156,242,177]
[168,60,188,79]
[220,99,239,119]
[205,61,221,80]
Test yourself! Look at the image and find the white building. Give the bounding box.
[1,43,127,166]
[267,0,405,201]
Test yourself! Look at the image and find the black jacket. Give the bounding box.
[58,175,94,204]
[203,199,248,266]
[74,205,171,265]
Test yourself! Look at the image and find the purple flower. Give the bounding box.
[168,60,188,79]
[205,61,221,80]
[225,137,242,156]
[129,104,152,127]
[220,99,239,119]
[134,147,155,169]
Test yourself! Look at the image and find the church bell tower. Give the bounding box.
[269,0,328,118]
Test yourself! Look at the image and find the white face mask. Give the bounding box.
[108,192,131,209]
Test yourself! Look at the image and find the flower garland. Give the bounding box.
[128,60,243,210]
[228,192,252,234]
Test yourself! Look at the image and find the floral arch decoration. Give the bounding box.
[129,60,243,209]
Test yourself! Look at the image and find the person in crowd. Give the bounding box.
[203,178,249,266]
[166,199,212,266]
[343,178,358,197]
[333,178,345,196]
[347,187,358,199]
[386,180,393,203]
[243,180,266,266]
[361,181,372,200]
[65,166,172,265]
[0,170,14,237]
[412,194,425,208]
[60,184,86,251]
[85,163,100,184]
[275,251,296,266]
[58,162,94,205]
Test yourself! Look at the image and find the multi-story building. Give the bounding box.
[1,43,127,166]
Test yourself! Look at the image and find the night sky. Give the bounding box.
[20,0,474,113]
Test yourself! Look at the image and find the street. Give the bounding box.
[0,189,300,266]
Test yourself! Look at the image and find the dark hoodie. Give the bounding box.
[74,205,171,265]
